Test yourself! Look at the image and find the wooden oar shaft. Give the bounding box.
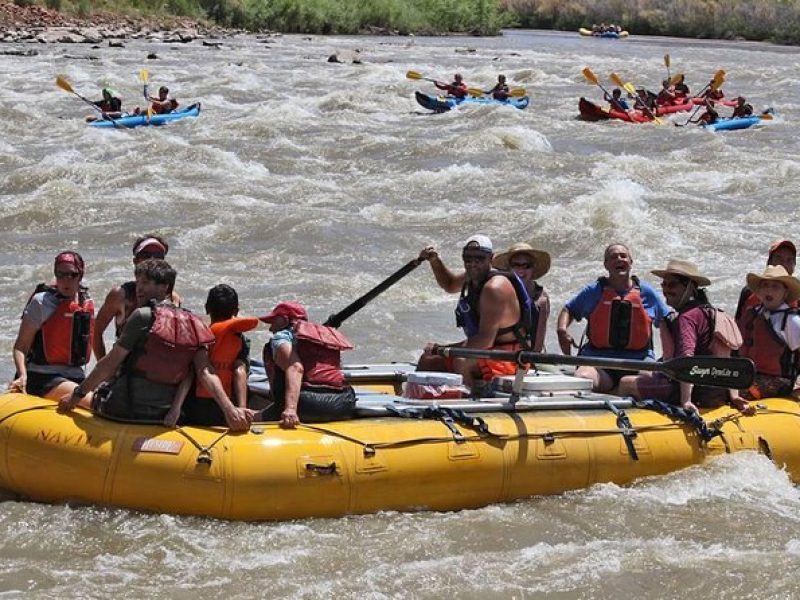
[323,258,422,328]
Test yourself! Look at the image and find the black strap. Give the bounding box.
[634,398,722,442]
[385,404,494,440]
[603,400,639,461]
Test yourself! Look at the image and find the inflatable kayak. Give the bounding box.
[578,97,694,123]
[1,365,799,522]
[89,103,201,128]
[703,115,764,131]
[415,91,529,113]
[579,27,629,38]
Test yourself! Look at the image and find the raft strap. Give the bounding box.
[603,399,639,461]
[634,398,722,442]
[385,404,494,441]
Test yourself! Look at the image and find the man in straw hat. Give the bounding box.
[736,265,800,400]
[556,243,671,393]
[735,239,797,321]
[416,235,534,390]
[618,258,755,415]
[492,241,551,352]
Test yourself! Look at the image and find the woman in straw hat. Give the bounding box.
[737,265,800,400]
[493,242,551,352]
[618,259,755,415]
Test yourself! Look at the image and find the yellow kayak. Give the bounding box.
[1,374,799,521]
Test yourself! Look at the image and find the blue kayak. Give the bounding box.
[89,103,201,128]
[415,91,529,113]
[703,115,763,131]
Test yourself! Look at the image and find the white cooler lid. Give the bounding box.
[406,371,463,386]
[494,371,593,392]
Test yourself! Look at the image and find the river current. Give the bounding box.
[1,29,800,597]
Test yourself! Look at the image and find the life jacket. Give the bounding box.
[152,100,179,115]
[129,303,215,385]
[455,270,534,349]
[448,83,467,99]
[265,320,353,403]
[195,316,259,399]
[586,277,652,352]
[738,306,800,378]
[28,284,95,367]
[661,305,741,359]
[732,104,753,118]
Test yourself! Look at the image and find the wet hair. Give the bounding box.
[134,258,176,294]
[205,284,239,321]
[132,234,169,257]
[604,243,631,261]
[159,86,169,95]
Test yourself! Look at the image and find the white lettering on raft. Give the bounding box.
[132,437,184,455]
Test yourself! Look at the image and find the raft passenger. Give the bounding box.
[604,88,630,113]
[618,259,754,414]
[59,259,253,431]
[417,235,534,390]
[731,96,753,118]
[656,79,677,106]
[9,251,94,406]
[688,99,718,125]
[556,243,672,393]
[260,301,356,429]
[673,74,690,97]
[492,242,551,352]
[736,265,800,401]
[90,87,123,120]
[434,73,468,99]
[735,239,797,321]
[487,74,509,101]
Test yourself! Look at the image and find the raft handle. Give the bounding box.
[197,450,213,465]
[305,461,338,475]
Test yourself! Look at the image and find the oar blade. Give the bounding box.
[406,70,423,80]
[466,87,484,97]
[582,67,599,86]
[509,87,526,97]
[669,73,684,85]
[139,68,149,83]
[664,53,671,68]
[663,356,755,389]
[609,72,625,89]
[55,75,74,93]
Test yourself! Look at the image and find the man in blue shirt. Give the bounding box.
[556,243,672,392]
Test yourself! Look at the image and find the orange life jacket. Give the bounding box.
[586,277,652,351]
[29,285,95,367]
[195,316,259,399]
[130,303,215,385]
[738,306,800,378]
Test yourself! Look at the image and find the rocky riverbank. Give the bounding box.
[0,1,240,45]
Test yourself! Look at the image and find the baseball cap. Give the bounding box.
[259,301,308,323]
[462,234,493,254]
[768,239,796,256]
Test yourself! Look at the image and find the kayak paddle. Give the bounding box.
[56,75,125,128]
[139,68,154,120]
[582,67,612,97]
[406,70,439,84]
[323,258,423,328]
[664,53,671,79]
[610,72,664,124]
[436,346,756,389]
[676,71,726,127]
[467,87,526,98]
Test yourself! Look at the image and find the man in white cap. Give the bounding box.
[735,239,797,321]
[416,235,531,389]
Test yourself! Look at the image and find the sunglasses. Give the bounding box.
[55,271,80,279]
[462,253,490,263]
[510,262,533,269]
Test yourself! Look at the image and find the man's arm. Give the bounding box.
[419,246,465,293]
[193,349,252,432]
[93,286,124,360]
[58,344,130,411]
[273,343,304,429]
[556,307,576,355]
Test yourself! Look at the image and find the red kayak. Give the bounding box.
[578,97,696,123]
[691,97,738,107]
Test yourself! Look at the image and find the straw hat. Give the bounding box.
[492,242,551,280]
[650,259,711,287]
[746,265,800,303]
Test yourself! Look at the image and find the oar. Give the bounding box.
[676,71,726,127]
[56,75,124,128]
[467,87,526,98]
[139,68,153,120]
[610,72,664,124]
[664,53,671,79]
[582,67,611,97]
[435,347,756,389]
[323,258,423,328]
[406,70,440,84]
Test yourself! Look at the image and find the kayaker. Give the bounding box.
[164,284,259,428]
[736,265,800,401]
[617,259,754,415]
[673,74,690,97]
[434,73,468,99]
[259,301,356,429]
[487,74,509,100]
[688,99,718,125]
[416,235,533,391]
[735,239,797,321]
[604,88,630,113]
[492,242,551,352]
[656,79,677,106]
[731,96,754,118]
[556,243,672,393]
[90,87,123,119]
[9,251,94,406]
[633,88,657,112]
[93,234,181,360]
[700,80,725,101]
[148,86,179,114]
[59,259,253,431]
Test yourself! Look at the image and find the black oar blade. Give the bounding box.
[664,356,755,389]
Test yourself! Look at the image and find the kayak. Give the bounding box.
[89,103,201,128]
[415,91,529,113]
[692,97,738,107]
[578,97,694,123]
[579,27,629,38]
[1,365,798,522]
[703,115,765,131]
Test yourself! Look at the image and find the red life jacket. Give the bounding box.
[586,277,652,351]
[195,316,259,399]
[738,306,800,378]
[29,285,95,367]
[131,303,215,385]
[265,320,353,401]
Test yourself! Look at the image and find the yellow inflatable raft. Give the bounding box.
[2,380,799,521]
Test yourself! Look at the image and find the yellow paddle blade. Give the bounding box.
[623,82,637,97]
[509,88,526,97]
[582,67,599,86]
[609,72,625,89]
[711,73,725,91]
[139,68,149,83]
[466,87,484,97]
[406,70,423,80]
[669,73,684,85]
[664,53,671,68]
[760,113,773,120]
[55,75,74,94]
